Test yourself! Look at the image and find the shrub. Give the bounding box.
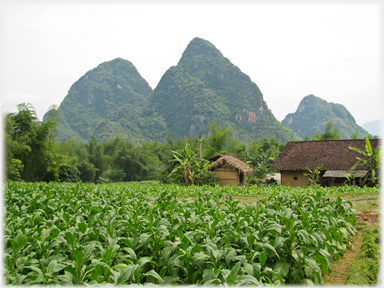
[58,164,80,182]
[109,169,126,182]
[194,169,218,186]
[76,161,97,183]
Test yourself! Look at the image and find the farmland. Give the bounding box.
[4,181,379,285]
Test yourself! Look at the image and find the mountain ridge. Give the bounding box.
[49,38,370,145]
[281,94,369,139]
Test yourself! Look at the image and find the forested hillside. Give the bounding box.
[281,95,369,139]
[51,38,299,144]
[49,38,370,145]
[144,37,299,143]
[53,58,153,143]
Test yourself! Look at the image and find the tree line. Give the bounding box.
[5,104,285,184]
[4,103,377,184]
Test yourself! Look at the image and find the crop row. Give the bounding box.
[4,181,358,285]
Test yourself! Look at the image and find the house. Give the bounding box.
[207,154,253,186]
[269,139,380,187]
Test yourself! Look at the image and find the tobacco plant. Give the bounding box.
[4,181,359,285]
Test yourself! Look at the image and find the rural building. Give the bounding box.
[269,139,380,187]
[207,154,253,186]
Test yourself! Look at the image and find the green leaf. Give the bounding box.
[72,250,84,268]
[47,260,66,273]
[273,236,287,250]
[142,269,165,284]
[116,264,139,284]
[259,252,267,266]
[235,274,261,285]
[203,268,220,282]
[78,222,87,234]
[298,229,310,245]
[273,261,290,278]
[243,262,254,276]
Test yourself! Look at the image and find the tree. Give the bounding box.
[228,138,247,159]
[247,150,274,179]
[312,121,341,140]
[76,161,98,183]
[203,123,232,158]
[5,103,59,182]
[58,164,81,182]
[348,137,380,186]
[169,143,200,186]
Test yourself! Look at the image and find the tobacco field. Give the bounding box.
[4,181,376,285]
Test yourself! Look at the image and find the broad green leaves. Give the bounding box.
[5,181,359,285]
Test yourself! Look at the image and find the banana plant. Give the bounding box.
[348,137,381,186]
[169,143,200,186]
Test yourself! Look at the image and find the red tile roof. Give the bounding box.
[269,139,380,171]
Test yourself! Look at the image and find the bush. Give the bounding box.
[110,169,126,182]
[58,164,80,182]
[76,161,97,183]
[194,170,218,186]
[153,164,172,184]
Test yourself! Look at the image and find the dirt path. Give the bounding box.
[323,201,380,285]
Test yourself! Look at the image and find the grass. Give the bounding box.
[344,224,380,285]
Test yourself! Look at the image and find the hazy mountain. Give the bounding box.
[362,120,381,137]
[281,95,369,139]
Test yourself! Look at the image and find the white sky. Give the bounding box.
[1,0,383,127]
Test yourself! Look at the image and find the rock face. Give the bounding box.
[281,94,369,139]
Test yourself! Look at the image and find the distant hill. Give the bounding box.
[50,37,300,144]
[281,95,369,139]
[362,120,381,137]
[143,37,300,143]
[53,58,153,143]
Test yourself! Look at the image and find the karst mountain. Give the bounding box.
[51,38,368,144]
[281,95,369,139]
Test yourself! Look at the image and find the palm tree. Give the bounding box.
[169,143,200,186]
[348,137,381,186]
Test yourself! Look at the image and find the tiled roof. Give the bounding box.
[269,139,380,171]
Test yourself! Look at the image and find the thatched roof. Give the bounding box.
[207,154,253,176]
[270,139,380,171]
[208,154,243,162]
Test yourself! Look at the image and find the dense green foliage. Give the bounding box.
[6,105,284,183]
[5,104,59,182]
[143,37,299,143]
[4,181,365,285]
[282,95,370,139]
[54,58,153,143]
[51,38,300,144]
[311,121,341,141]
[345,226,380,285]
[348,137,381,186]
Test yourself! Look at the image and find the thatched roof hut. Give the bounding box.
[207,154,253,186]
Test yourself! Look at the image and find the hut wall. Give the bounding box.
[214,166,238,186]
[281,171,308,187]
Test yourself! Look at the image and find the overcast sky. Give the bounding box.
[1,0,382,128]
